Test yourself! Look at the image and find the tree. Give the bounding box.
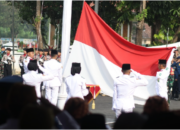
[135,1,146,46]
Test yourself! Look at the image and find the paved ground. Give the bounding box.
[89,94,180,124]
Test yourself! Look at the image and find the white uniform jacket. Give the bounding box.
[23,56,46,74]
[23,71,54,97]
[112,70,148,111]
[65,74,89,100]
[155,68,169,100]
[44,59,62,87]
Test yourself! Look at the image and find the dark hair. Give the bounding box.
[71,67,81,76]
[143,95,169,115]
[64,98,89,125]
[51,53,57,58]
[28,62,38,71]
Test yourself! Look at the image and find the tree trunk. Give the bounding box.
[172,26,180,43]
[151,20,161,45]
[135,0,146,46]
[36,0,43,49]
[50,23,55,47]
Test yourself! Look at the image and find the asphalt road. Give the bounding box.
[89,94,180,124]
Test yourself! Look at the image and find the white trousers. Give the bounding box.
[45,86,59,106]
[35,85,41,98]
[115,108,133,118]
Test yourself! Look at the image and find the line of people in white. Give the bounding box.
[22,48,89,106]
[22,48,169,118]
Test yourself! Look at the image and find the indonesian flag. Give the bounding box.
[64,2,175,105]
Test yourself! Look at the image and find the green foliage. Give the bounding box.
[135,9,147,22]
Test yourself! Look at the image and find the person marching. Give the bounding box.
[43,49,51,61]
[34,48,39,60]
[23,60,54,97]
[112,64,148,118]
[23,48,46,74]
[1,48,15,77]
[171,56,180,100]
[0,46,6,78]
[44,50,63,105]
[155,59,169,100]
[65,63,89,100]
[57,50,61,63]
[19,48,27,77]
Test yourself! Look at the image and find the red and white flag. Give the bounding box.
[64,2,175,104]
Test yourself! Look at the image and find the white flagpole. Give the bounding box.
[57,0,72,110]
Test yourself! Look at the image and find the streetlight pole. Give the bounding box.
[12,0,15,73]
[95,0,99,14]
[166,28,169,48]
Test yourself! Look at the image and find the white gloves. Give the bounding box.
[3,61,8,64]
[19,63,23,66]
[7,57,11,60]
[39,59,44,62]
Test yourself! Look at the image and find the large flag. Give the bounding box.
[64,2,175,105]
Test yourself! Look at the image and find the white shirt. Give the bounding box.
[44,59,62,87]
[155,68,169,100]
[112,70,148,110]
[23,56,46,74]
[23,71,54,89]
[65,74,89,100]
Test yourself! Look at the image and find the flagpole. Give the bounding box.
[57,0,72,110]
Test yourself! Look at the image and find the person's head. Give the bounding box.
[7,84,37,118]
[6,48,11,54]
[23,48,27,54]
[175,49,179,55]
[35,48,39,55]
[28,60,38,71]
[49,50,51,55]
[81,114,106,129]
[122,64,131,75]
[44,49,48,56]
[19,105,54,129]
[1,46,5,52]
[113,112,147,129]
[26,48,34,58]
[51,50,58,59]
[71,63,81,76]
[64,98,89,125]
[177,56,180,62]
[143,95,169,115]
[38,49,43,55]
[158,59,166,70]
[58,50,61,56]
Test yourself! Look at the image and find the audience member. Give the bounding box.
[143,111,180,129]
[113,112,147,129]
[64,97,89,125]
[143,95,169,115]
[19,105,54,129]
[80,114,106,129]
[0,83,37,129]
[0,76,23,125]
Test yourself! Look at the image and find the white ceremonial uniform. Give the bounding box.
[23,56,46,74]
[23,71,54,97]
[112,70,148,118]
[65,74,89,100]
[155,68,169,100]
[44,59,62,105]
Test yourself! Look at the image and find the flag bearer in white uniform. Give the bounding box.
[23,48,46,74]
[23,60,54,97]
[65,63,89,100]
[155,59,169,100]
[112,64,148,118]
[44,50,63,105]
